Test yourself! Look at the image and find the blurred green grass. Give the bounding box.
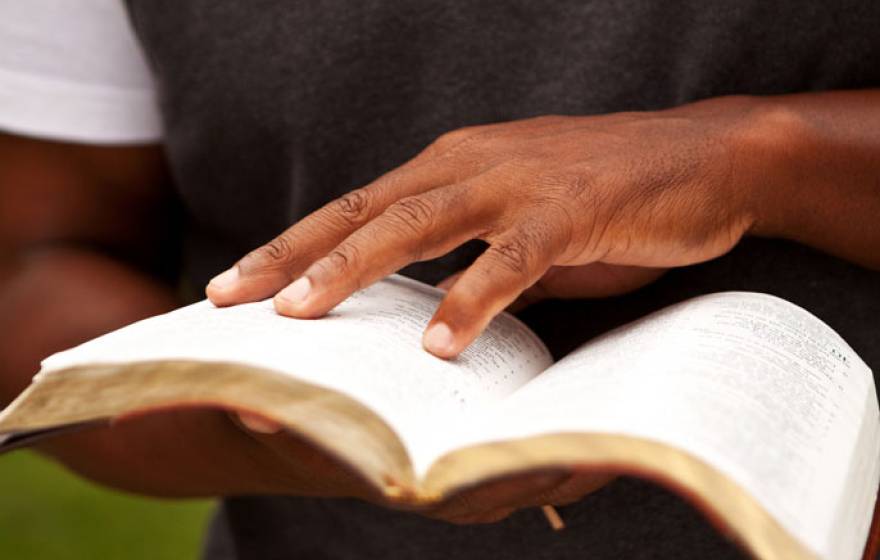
[0,450,213,559]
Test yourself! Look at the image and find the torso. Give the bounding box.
[124,2,880,557]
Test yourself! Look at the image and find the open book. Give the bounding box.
[0,275,877,559]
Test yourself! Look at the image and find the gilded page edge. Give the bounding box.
[422,433,817,560]
[0,360,416,495]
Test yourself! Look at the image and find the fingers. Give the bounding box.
[505,471,616,509]
[272,183,494,318]
[425,470,613,525]
[230,411,376,500]
[205,118,574,308]
[206,157,468,306]
[422,223,566,358]
[235,411,283,434]
[435,271,462,292]
[426,471,568,523]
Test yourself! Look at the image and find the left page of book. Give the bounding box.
[20,274,552,471]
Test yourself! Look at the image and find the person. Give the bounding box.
[1,1,878,558]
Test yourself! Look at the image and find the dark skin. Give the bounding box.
[2,90,879,523]
[0,134,602,521]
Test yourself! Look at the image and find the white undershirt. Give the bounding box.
[0,0,162,144]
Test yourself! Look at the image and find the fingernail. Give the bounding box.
[277,276,311,305]
[209,267,239,290]
[423,322,456,356]
[238,413,283,434]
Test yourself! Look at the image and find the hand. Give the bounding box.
[226,412,384,500]
[238,412,614,523]
[420,470,614,524]
[438,263,667,312]
[207,95,770,357]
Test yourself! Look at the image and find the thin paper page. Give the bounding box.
[478,292,876,560]
[39,275,552,472]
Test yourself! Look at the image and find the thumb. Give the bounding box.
[233,411,283,434]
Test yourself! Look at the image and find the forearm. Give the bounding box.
[0,135,173,400]
[0,136,304,498]
[0,248,322,498]
[738,90,880,269]
[0,248,180,403]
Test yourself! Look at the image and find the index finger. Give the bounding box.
[205,156,466,306]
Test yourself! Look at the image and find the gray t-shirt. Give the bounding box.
[124,1,880,557]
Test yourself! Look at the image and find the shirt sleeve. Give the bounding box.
[0,0,162,144]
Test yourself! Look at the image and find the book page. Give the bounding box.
[474,292,877,560]
[37,275,552,473]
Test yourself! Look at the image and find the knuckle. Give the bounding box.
[561,172,592,200]
[494,156,529,176]
[429,125,485,157]
[310,245,365,289]
[531,171,595,243]
[537,169,593,201]
[517,114,565,128]
[264,238,290,261]
[242,234,295,271]
[435,126,474,146]
[330,188,374,227]
[322,245,360,275]
[487,237,531,276]
[386,196,435,232]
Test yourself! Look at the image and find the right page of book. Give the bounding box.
[480,292,879,560]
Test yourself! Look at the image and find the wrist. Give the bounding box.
[725,96,819,240]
